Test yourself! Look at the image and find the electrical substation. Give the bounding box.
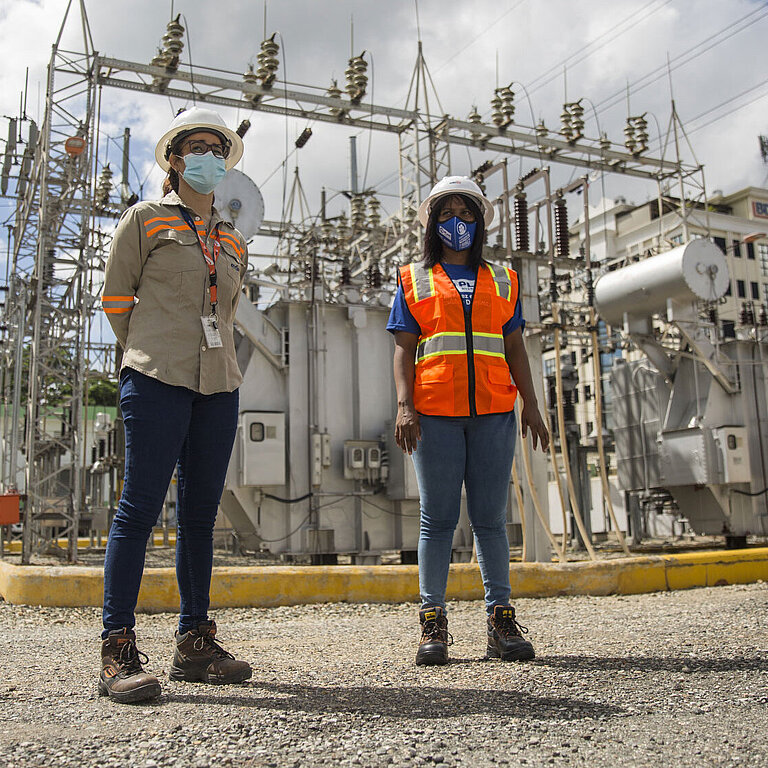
[1,0,767,569]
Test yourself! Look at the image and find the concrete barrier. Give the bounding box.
[1,548,766,610]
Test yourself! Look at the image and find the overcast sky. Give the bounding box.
[1,0,767,258]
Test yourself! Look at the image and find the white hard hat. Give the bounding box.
[155,107,244,172]
[417,176,495,228]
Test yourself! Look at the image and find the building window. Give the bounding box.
[763,283,768,300]
[752,282,760,300]
[586,421,594,437]
[725,281,732,296]
[544,358,556,377]
[759,244,768,276]
[747,242,756,260]
[584,385,592,400]
[737,280,746,298]
[713,236,727,254]
[732,240,742,258]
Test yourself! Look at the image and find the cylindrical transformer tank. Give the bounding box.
[594,239,729,326]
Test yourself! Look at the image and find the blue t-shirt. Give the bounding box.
[386,262,525,336]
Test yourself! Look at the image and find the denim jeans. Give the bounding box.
[102,368,238,637]
[411,410,516,614]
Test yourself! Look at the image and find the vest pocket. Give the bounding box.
[416,364,452,385]
[486,365,513,389]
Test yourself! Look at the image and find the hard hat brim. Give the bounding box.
[417,189,495,228]
[155,122,244,172]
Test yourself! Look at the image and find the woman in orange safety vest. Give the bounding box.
[387,176,549,666]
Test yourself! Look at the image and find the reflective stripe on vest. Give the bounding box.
[409,261,435,302]
[417,331,505,362]
[486,261,513,301]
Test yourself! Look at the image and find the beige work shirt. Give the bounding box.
[102,191,248,394]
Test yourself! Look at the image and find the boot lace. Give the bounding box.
[495,613,529,639]
[421,619,454,646]
[117,639,149,675]
[192,631,235,660]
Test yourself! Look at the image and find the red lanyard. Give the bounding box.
[180,207,220,314]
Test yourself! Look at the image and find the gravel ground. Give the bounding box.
[0,583,766,767]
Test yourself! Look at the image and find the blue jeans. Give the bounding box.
[411,410,516,614]
[102,368,238,638]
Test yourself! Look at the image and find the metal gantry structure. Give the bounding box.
[0,0,706,562]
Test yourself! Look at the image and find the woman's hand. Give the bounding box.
[521,403,550,452]
[395,402,421,454]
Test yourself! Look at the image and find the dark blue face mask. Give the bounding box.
[436,216,476,251]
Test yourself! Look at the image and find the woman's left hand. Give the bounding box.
[521,403,550,452]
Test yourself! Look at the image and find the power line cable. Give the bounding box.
[474,0,669,124]
[361,52,375,192]
[645,77,768,152]
[592,3,768,115]
[527,0,670,95]
[430,0,528,76]
[680,87,768,139]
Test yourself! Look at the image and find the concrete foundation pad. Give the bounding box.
[1,548,766,610]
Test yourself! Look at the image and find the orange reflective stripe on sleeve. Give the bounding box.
[102,295,135,313]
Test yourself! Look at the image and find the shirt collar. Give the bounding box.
[160,190,223,228]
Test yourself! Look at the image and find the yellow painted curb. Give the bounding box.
[1,548,766,610]
[2,533,176,554]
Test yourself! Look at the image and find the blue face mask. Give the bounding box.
[180,152,227,194]
[436,216,476,251]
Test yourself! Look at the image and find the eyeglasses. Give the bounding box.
[178,139,231,159]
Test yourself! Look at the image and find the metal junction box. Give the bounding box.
[712,426,751,484]
[658,428,718,486]
[239,411,286,487]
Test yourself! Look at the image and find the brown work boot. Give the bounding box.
[486,605,535,661]
[415,606,452,666]
[99,629,161,703]
[169,620,252,685]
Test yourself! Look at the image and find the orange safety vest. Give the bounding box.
[398,261,521,417]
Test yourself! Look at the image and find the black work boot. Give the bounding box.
[486,605,535,661]
[415,606,452,666]
[99,629,161,704]
[169,620,252,684]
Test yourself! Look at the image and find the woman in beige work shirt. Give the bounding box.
[99,108,251,703]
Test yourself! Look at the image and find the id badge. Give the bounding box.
[200,315,223,348]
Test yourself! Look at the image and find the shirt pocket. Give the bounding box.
[149,228,202,272]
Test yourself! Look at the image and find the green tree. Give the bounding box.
[87,377,118,406]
